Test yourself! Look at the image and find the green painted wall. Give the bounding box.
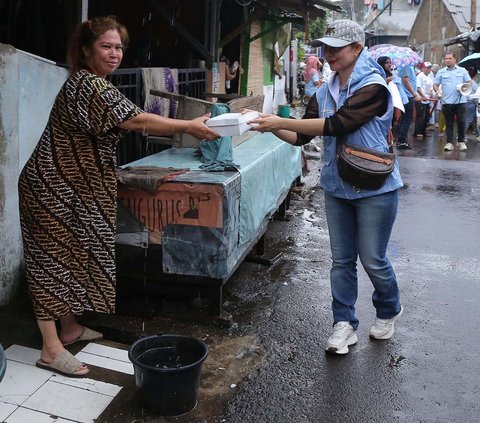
[262,20,275,86]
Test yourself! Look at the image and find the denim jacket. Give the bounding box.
[316,49,403,199]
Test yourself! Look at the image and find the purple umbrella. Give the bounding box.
[368,44,423,69]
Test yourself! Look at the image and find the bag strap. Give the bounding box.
[338,130,392,147]
[337,129,393,157]
[344,146,394,165]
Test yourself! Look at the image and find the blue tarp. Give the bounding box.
[124,133,301,246]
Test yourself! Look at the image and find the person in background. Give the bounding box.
[303,55,323,103]
[429,64,443,132]
[249,19,403,355]
[427,64,437,128]
[274,57,284,79]
[433,52,473,151]
[318,57,327,79]
[396,62,422,149]
[221,55,242,94]
[377,56,394,83]
[18,16,219,378]
[377,56,406,133]
[321,57,332,81]
[464,67,479,143]
[414,62,434,138]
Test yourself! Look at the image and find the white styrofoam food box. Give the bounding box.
[205,111,259,136]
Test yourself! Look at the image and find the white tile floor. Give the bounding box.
[0,344,131,423]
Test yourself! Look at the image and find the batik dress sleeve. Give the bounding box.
[68,71,144,137]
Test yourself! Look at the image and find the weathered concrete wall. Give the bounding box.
[0,44,68,307]
[409,0,459,63]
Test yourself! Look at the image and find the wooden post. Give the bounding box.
[471,0,477,31]
[81,0,88,22]
[304,6,310,43]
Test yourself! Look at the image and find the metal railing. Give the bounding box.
[109,67,207,165]
[177,68,207,98]
[107,69,143,165]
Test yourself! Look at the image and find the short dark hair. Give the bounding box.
[444,52,456,59]
[67,16,129,74]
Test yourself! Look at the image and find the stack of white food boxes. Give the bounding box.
[206,111,260,136]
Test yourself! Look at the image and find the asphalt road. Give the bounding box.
[221,132,480,423]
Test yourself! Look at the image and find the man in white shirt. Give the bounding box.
[414,62,434,138]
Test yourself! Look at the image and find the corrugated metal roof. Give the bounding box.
[371,10,417,37]
[258,0,344,18]
[444,0,480,32]
[365,2,419,38]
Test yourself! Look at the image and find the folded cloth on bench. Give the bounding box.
[116,166,188,194]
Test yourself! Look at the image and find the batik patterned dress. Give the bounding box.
[18,70,142,320]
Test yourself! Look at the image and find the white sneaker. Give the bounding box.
[444,142,454,151]
[369,306,404,340]
[458,142,467,151]
[325,322,358,354]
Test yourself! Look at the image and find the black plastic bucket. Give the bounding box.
[128,334,208,416]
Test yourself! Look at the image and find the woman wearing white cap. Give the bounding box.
[250,19,403,355]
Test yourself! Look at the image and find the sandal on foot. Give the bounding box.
[36,350,90,377]
[62,326,103,346]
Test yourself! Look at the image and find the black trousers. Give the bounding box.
[414,102,430,136]
[442,103,467,144]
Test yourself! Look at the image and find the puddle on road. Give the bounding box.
[403,182,461,195]
[388,354,407,368]
[302,209,319,228]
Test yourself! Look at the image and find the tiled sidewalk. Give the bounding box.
[0,344,132,423]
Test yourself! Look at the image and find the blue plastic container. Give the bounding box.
[277,104,291,118]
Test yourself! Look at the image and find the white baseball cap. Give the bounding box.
[316,20,365,48]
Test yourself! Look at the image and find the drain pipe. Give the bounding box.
[80,0,88,22]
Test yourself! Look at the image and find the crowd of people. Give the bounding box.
[377,51,479,151]
[302,43,480,152]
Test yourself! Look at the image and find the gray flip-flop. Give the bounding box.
[62,326,103,346]
[36,350,90,377]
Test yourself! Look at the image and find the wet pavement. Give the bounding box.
[1,127,480,422]
[222,130,480,423]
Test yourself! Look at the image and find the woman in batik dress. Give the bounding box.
[18,16,219,377]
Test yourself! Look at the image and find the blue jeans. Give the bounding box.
[324,191,401,330]
[397,97,414,143]
[464,100,479,137]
